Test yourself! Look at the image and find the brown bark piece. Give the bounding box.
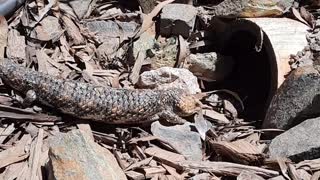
[36,50,50,74]
[61,15,85,45]
[0,134,32,169]
[130,51,145,84]
[125,171,145,180]
[311,171,320,180]
[29,128,44,180]
[144,147,185,171]
[177,160,279,178]
[296,158,320,171]
[7,29,26,60]
[143,166,167,179]
[237,171,264,180]
[209,139,265,165]
[0,161,27,180]
[0,16,8,59]
[0,104,61,122]
[203,109,230,124]
[125,157,153,171]
[0,123,15,144]
[162,164,185,179]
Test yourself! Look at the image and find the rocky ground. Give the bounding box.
[0,0,319,180]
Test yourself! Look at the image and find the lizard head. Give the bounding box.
[173,92,203,117]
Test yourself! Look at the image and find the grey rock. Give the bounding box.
[188,52,234,82]
[0,0,26,16]
[160,3,197,38]
[137,0,157,13]
[48,129,127,180]
[138,0,191,13]
[137,67,201,94]
[263,65,320,130]
[32,16,62,41]
[197,0,247,17]
[269,117,320,162]
[84,20,138,42]
[151,121,202,161]
[69,0,91,19]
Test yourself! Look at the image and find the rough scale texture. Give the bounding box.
[0,59,201,124]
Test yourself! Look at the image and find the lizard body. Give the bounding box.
[0,59,201,124]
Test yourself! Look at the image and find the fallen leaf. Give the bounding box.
[292,8,309,27]
[0,16,8,59]
[125,157,153,171]
[175,35,189,68]
[132,0,175,39]
[0,134,32,169]
[300,7,315,28]
[203,109,230,124]
[194,111,213,140]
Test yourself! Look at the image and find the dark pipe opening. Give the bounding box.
[202,20,277,124]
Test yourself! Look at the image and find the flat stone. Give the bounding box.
[269,117,320,162]
[263,65,320,130]
[197,0,247,17]
[137,0,157,13]
[160,3,197,38]
[137,67,201,94]
[32,16,62,41]
[69,0,91,19]
[48,129,127,180]
[151,121,202,161]
[0,0,25,16]
[84,20,138,42]
[187,52,235,82]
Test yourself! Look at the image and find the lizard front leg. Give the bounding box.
[23,90,37,106]
[158,110,187,124]
[12,89,37,107]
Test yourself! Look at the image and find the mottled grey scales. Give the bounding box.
[0,59,201,124]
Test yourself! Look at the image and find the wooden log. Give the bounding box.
[177,160,279,178]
